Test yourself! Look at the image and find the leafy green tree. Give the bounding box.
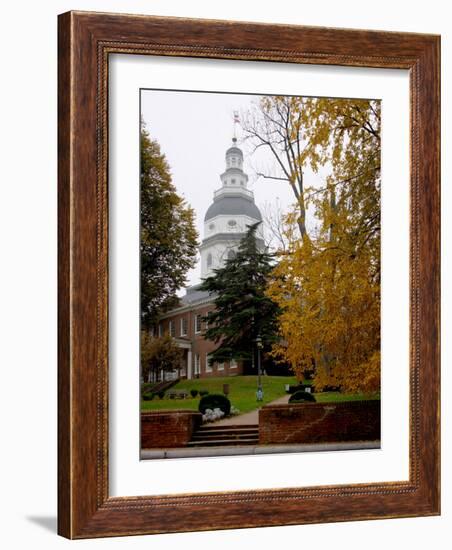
[140,121,199,327]
[199,223,280,367]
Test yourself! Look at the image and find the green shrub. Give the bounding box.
[199,389,209,397]
[199,394,231,416]
[190,389,199,398]
[142,392,155,401]
[158,391,165,399]
[289,391,316,403]
[288,384,306,394]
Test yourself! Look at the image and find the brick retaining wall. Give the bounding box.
[259,400,380,445]
[141,410,202,448]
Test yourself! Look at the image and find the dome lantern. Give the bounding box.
[199,136,264,279]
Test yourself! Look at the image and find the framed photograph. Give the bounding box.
[58,11,440,538]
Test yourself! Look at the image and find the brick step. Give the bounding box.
[187,438,259,447]
[189,423,260,447]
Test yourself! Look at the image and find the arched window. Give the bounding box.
[227,249,236,260]
[207,253,212,267]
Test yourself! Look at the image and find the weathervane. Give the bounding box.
[233,110,240,140]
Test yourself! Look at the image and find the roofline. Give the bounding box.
[159,295,215,318]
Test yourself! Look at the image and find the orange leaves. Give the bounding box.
[264,98,381,393]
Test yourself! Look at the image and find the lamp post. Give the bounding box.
[255,335,263,401]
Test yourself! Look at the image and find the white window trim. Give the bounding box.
[230,359,237,369]
[205,354,212,373]
[194,354,200,375]
[194,314,202,334]
[158,323,163,337]
[169,320,175,337]
[180,317,187,337]
[218,362,225,371]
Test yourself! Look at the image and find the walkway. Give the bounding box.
[213,393,290,426]
[141,440,380,459]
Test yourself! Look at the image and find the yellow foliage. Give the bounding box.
[265,98,381,393]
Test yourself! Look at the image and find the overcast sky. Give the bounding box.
[140,89,325,289]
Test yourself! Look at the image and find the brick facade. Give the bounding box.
[157,301,244,379]
[141,410,202,448]
[259,400,381,445]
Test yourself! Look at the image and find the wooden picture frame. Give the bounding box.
[58,11,440,538]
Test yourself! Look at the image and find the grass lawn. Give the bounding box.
[141,375,380,414]
[141,375,297,414]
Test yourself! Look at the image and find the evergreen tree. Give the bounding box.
[199,223,280,367]
[140,120,199,327]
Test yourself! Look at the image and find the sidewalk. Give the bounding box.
[141,440,380,459]
[213,393,290,426]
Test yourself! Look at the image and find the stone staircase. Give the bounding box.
[188,424,259,447]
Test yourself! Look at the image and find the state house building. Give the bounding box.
[156,137,264,380]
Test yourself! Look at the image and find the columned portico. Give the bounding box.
[172,338,193,379]
[187,350,193,380]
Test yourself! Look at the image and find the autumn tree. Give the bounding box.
[301,97,381,264]
[199,223,280,368]
[262,98,381,393]
[141,332,183,383]
[261,199,296,254]
[140,121,199,327]
[267,204,380,392]
[241,96,315,239]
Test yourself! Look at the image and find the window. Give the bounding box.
[205,311,212,331]
[180,317,187,336]
[231,178,236,184]
[217,362,225,371]
[168,320,175,337]
[149,325,155,338]
[158,323,163,337]
[227,249,236,260]
[209,223,215,231]
[230,359,237,369]
[231,157,236,165]
[195,314,202,334]
[207,253,212,267]
[228,219,237,227]
[205,354,212,373]
[194,354,200,376]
